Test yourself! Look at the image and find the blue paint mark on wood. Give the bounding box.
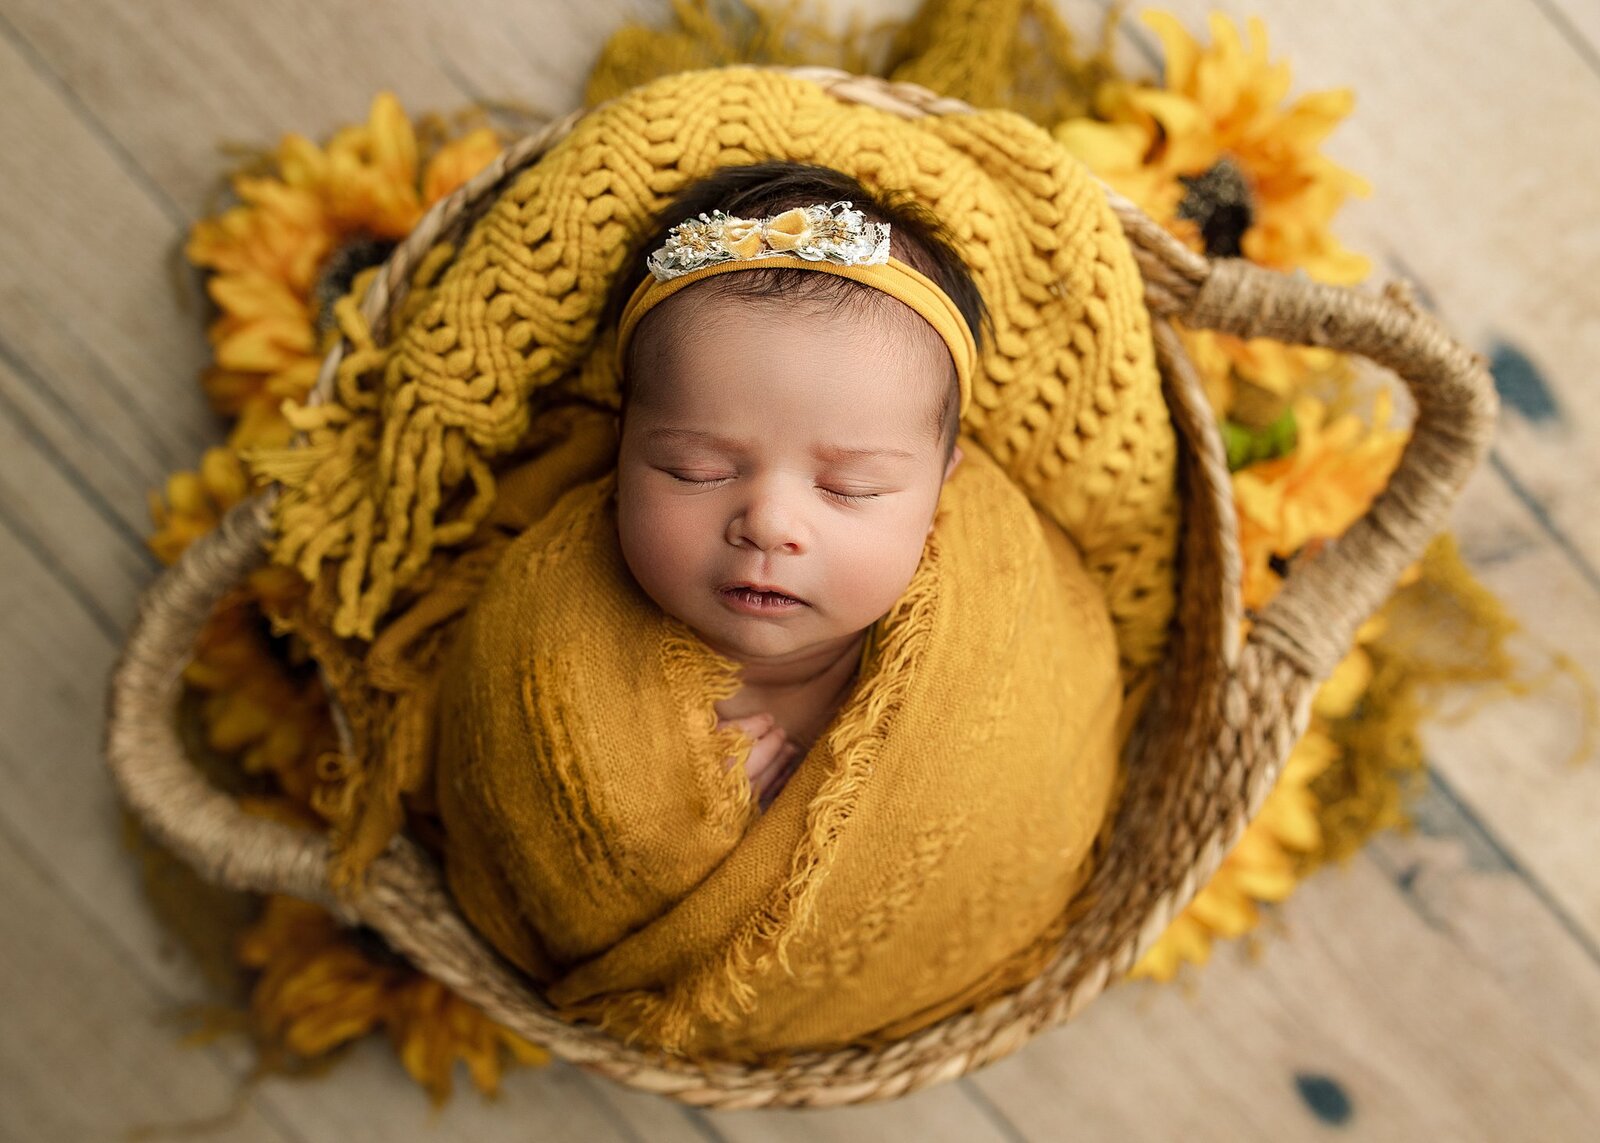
[1294,1072,1354,1126]
[1489,339,1562,424]
[1406,772,1515,875]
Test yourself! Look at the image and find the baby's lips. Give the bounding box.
[720,580,809,604]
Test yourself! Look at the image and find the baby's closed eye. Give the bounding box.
[819,487,881,504]
[662,469,885,504]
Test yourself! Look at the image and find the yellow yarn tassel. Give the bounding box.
[885,0,1115,126]
[1309,533,1598,866]
[584,0,896,106]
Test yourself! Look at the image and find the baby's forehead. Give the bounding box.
[644,283,950,377]
[643,425,924,465]
[626,278,956,444]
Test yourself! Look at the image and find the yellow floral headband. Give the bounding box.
[616,202,977,416]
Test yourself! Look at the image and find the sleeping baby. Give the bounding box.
[610,160,981,811]
[432,158,1125,1061]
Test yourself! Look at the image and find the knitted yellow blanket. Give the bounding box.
[435,424,1124,1062]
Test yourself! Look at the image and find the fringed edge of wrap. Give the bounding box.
[659,624,763,839]
[551,527,946,1058]
[274,404,628,898]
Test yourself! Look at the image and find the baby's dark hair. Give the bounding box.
[604,161,989,459]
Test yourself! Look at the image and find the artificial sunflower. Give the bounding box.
[1131,722,1337,981]
[184,584,335,808]
[147,446,331,803]
[1057,10,1371,420]
[147,446,253,564]
[185,93,502,452]
[1233,389,1411,612]
[147,96,519,1100]
[1131,384,1411,977]
[1057,11,1370,279]
[1131,628,1383,981]
[154,93,510,801]
[237,887,549,1104]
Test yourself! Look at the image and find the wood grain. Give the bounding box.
[0,0,1596,1137]
[0,18,217,471]
[972,853,1600,1141]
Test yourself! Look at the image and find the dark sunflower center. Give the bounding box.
[1177,156,1254,258]
[312,235,397,335]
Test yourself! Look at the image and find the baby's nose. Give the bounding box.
[727,491,806,553]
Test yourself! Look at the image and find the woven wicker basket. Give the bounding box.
[104,68,1496,1109]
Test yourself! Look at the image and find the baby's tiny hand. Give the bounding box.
[718,712,803,808]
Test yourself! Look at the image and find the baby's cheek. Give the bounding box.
[834,516,930,617]
[618,492,701,600]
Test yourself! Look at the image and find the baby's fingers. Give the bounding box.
[718,711,776,741]
[756,742,803,806]
[742,726,790,783]
[718,712,776,772]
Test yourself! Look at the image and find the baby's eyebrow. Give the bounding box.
[646,428,744,451]
[646,428,915,464]
[811,442,918,464]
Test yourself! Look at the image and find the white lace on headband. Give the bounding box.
[644,201,891,281]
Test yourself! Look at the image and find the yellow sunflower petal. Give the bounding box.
[498,1028,552,1067]
[1277,87,1359,149]
[1314,647,1374,720]
[276,133,329,189]
[1141,10,1200,93]
[422,128,501,205]
[1132,912,1213,981]
[162,470,209,517]
[1262,788,1323,852]
[283,982,388,1055]
[198,446,250,508]
[214,319,317,373]
[1194,12,1248,121]
[207,691,274,753]
[1228,863,1299,901]
[365,92,419,186]
[207,273,308,323]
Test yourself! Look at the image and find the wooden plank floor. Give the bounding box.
[1,1,1595,1138]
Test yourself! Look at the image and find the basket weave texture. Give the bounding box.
[104,68,1496,1109]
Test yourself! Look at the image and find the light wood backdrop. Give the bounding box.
[1,1,1596,1139]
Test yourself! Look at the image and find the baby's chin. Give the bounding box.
[689,619,808,664]
[679,608,837,666]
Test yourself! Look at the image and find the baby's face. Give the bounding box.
[616,286,960,668]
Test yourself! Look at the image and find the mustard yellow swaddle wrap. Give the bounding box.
[435,429,1122,1062]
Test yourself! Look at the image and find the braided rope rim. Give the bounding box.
[104,67,1496,1108]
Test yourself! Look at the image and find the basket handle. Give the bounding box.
[103,490,350,913]
[101,111,595,911]
[106,244,1494,906]
[1110,191,1498,680]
